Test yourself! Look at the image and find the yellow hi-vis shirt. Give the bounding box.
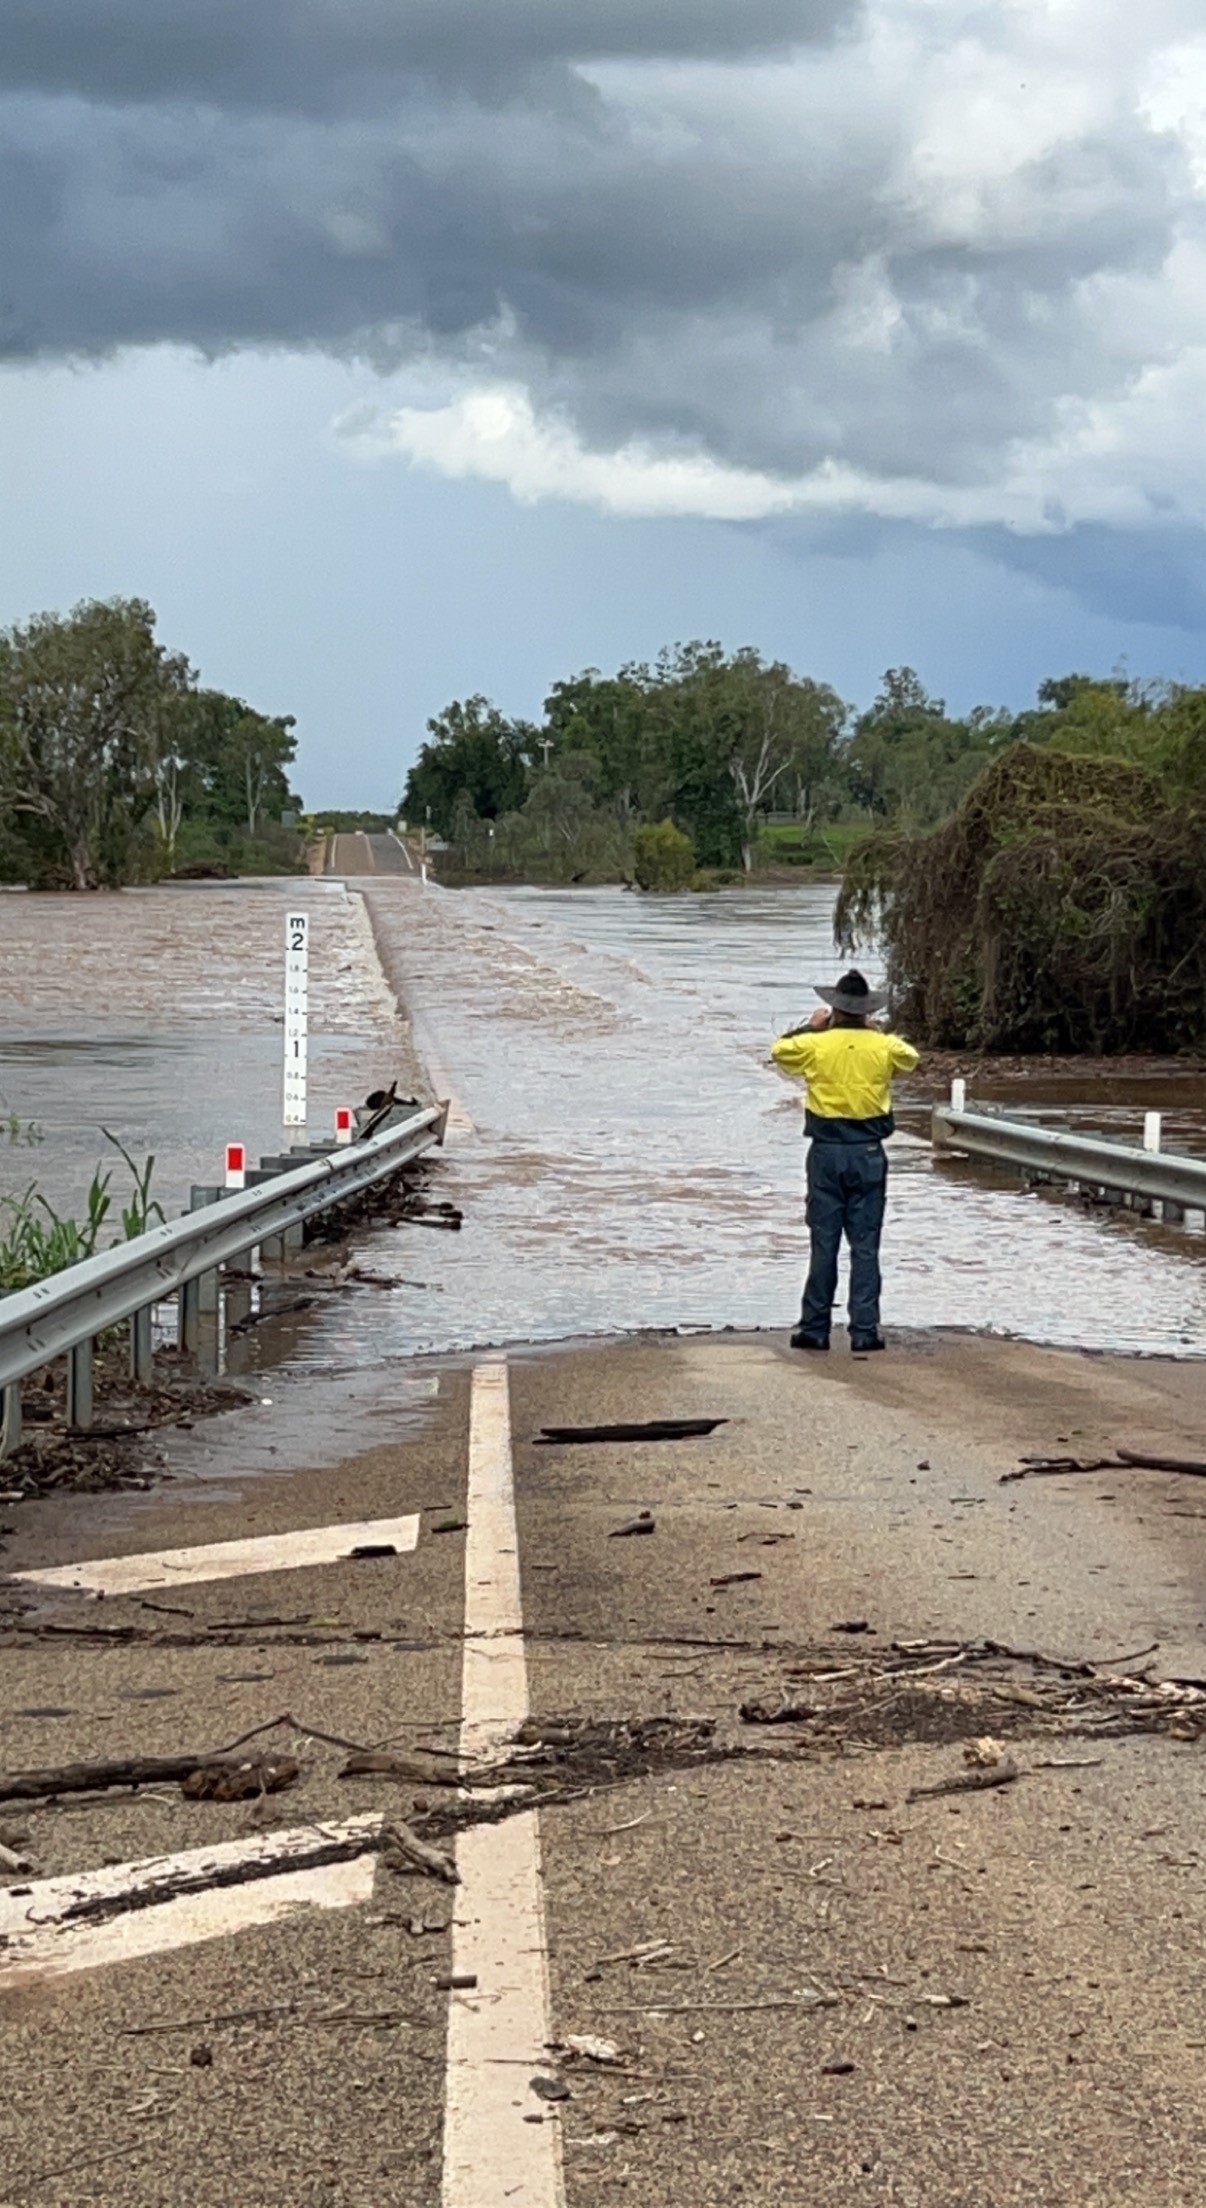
[771,1024,919,1123]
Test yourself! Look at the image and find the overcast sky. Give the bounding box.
[5,0,1206,805]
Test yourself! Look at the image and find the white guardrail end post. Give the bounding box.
[951,1077,967,1113]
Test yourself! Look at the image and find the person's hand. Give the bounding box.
[808,1006,832,1031]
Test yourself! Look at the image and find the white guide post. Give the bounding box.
[1143,1111,1161,1154]
[284,909,310,1128]
[951,1077,967,1113]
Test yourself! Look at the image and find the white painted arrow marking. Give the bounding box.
[12,1514,420,1597]
[0,1816,383,1986]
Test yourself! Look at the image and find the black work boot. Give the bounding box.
[790,1329,829,1352]
[850,1332,886,1353]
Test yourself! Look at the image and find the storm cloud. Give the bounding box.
[4,0,1206,534]
[0,0,845,107]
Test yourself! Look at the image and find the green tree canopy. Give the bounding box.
[401,697,531,835]
[0,597,303,888]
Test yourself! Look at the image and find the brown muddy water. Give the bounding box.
[3,877,1205,1367]
[0,878,408,1219]
[338,879,1206,1363]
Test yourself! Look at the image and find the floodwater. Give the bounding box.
[3,875,1205,1366]
[300,878,1206,1365]
[0,878,409,1218]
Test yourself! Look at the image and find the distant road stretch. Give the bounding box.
[328,830,414,876]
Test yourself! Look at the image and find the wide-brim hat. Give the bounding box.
[815,969,887,1017]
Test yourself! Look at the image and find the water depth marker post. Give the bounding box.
[284,909,310,1129]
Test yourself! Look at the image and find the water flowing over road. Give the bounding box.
[337,877,1206,1364]
[3,872,1203,1363]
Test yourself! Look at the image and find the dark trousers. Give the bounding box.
[797,1140,887,1343]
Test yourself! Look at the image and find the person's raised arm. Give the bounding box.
[886,1032,920,1075]
[772,1007,827,1075]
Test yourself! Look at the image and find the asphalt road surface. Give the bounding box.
[5,1329,1206,2206]
[328,832,413,877]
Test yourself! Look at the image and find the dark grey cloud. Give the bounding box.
[1,0,1202,530]
[982,523,1206,636]
[0,1,843,111]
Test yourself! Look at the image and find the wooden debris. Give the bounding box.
[339,1749,462,1788]
[1004,1446,1206,1485]
[380,1821,459,1884]
[739,1697,815,1725]
[536,1419,728,1446]
[181,1757,299,1802]
[1118,1446,1206,1478]
[907,1758,1020,1802]
[0,1751,285,1803]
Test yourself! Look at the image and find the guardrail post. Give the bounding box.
[130,1304,153,1385]
[179,1277,201,1355]
[224,1271,253,1335]
[248,1164,286,1264]
[66,1339,94,1431]
[950,1077,966,1113]
[190,1188,222,1312]
[0,1383,22,1461]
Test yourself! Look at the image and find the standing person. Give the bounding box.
[771,969,919,1352]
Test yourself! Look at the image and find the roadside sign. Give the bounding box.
[224,1143,247,1189]
[284,911,310,1127]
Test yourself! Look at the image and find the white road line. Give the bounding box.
[442,1358,564,2208]
[12,1514,421,1598]
[0,1816,383,1986]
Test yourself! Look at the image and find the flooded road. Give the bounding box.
[321,877,1206,1365]
[3,873,1204,1367]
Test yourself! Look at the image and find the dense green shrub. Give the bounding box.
[633,819,696,891]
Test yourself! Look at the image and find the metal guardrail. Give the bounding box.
[931,1103,1206,1212]
[0,1103,446,1458]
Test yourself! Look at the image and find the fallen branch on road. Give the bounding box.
[907,1758,1020,1803]
[0,1751,298,1804]
[535,1419,728,1446]
[1117,1446,1206,1477]
[381,1822,459,1884]
[1003,1446,1206,1484]
[340,1749,463,1788]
